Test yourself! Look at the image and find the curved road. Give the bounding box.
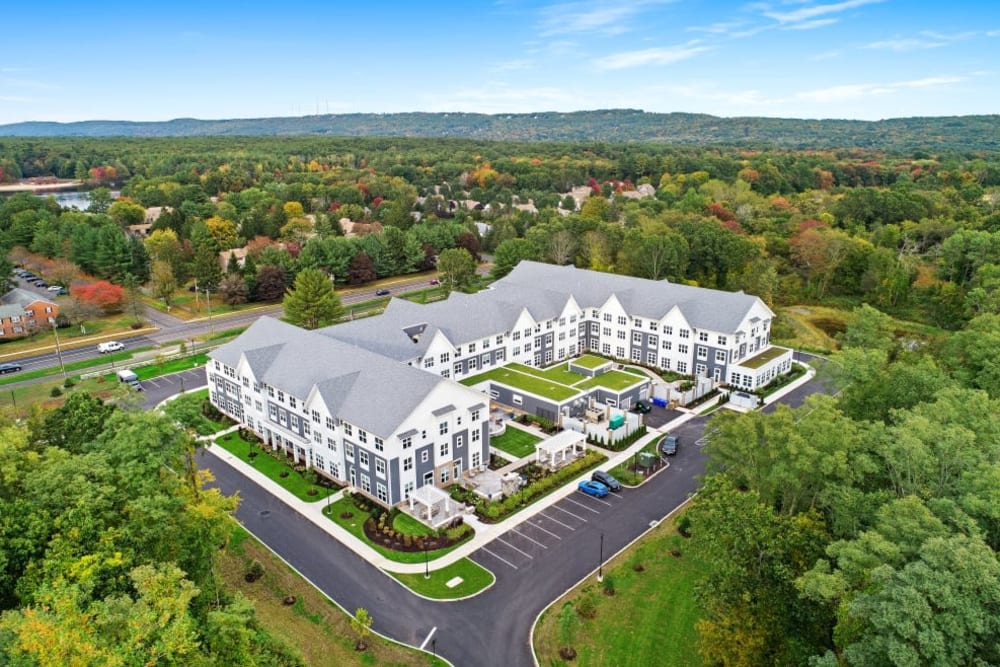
[203,369,830,667]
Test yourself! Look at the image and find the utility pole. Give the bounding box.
[204,287,214,336]
[49,318,67,379]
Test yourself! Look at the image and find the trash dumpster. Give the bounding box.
[609,413,625,430]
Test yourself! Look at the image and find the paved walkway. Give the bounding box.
[198,364,817,575]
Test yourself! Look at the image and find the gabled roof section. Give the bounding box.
[210,316,447,437]
[1,288,55,308]
[496,261,768,333]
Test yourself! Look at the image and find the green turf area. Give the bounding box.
[133,354,208,380]
[533,511,703,667]
[489,427,543,458]
[393,511,435,536]
[390,558,495,600]
[576,369,647,392]
[323,497,468,564]
[737,346,790,369]
[214,431,334,502]
[524,363,590,387]
[460,366,579,401]
[571,354,609,370]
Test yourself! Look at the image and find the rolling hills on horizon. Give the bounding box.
[2,109,998,152]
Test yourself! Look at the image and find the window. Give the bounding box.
[374,437,384,452]
[715,350,727,363]
[403,456,413,471]
[677,361,688,373]
[496,348,505,361]
[302,420,310,435]
[376,483,388,503]
[267,386,275,397]
[439,421,448,435]
[440,352,450,363]
[617,331,626,340]
[346,444,355,460]
[375,459,386,477]
[441,468,451,484]
[513,346,520,356]
[617,316,627,325]
[343,423,353,436]
[663,325,673,335]
[314,454,325,469]
[421,450,429,463]
[602,343,611,354]
[512,331,521,341]
[440,442,449,457]
[268,404,278,419]
[327,437,337,452]
[326,416,335,430]
[404,481,415,499]
[680,329,690,339]
[647,352,657,364]
[468,342,476,353]
[717,335,727,346]
[697,346,708,359]
[649,320,657,331]
[453,362,462,376]
[524,342,532,352]
[359,450,369,466]
[471,408,480,422]
[496,335,504,345]
[289,396,297,409]
[361,475,371,493]
[358,430,368,443]
[255,400,262,411]
[277,391,285,403]
[472,427,480,442]
[699,332,709,342]
[678,344,689,355]
[424,357,434,368]
[512,394,523,406]
[603,313,612,322]
[616,346,625,358]
[402,435,412,449]
[468,358,478,370]
[632,331,642,343]
[441,369,450,378]
[311,410,320,423]
[482,338,489,349]
[423,471,434,486]
[631,348,642,361]
[696,363,707,376]
[602,327,611,336]
[544,349,553,363]
[456,435,464,448]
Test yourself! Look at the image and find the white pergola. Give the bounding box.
[407,484,455,527]
[536,430,587,470]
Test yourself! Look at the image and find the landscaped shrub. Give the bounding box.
[63,377,75,388]
[576,594,598,619]
[245,560,265,582]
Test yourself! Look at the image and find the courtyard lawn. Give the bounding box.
[391,558,495,600]
[214,431,334,502]
[490,427,543,459]
[514,362,588,387]
[576,369,647,392]
[460,366,579,401]
[571,354,609,370]
[323,497,467,564]
[533,510,703,667]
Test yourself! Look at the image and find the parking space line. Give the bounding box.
[479,546,518,570]
[584,494,613,508]
[550,504,588,522]
[526,520,562,540]
[565,496,602,514]
[510,527,548,549]
[537,511,576,531]
[495,536,533,559]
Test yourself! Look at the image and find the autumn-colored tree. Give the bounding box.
[244,235,276,259]
[347,251,377,285]
[150,260,177,308]
[108,199,146,226]
[72,281,125,314]
[204,215,239,250]
[253,265,287,301]
[218,274,249,307]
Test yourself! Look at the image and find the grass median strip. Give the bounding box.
[390,558,494,600]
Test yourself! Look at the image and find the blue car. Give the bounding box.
[578,479,610,498]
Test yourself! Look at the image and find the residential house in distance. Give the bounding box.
[210,261,792,508]
[0,288,58,339]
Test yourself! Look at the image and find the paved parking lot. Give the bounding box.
[643,404,685,429]
[472,488,628,571]
[141,367,207,408]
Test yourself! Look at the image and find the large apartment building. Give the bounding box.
[208,260,791,506]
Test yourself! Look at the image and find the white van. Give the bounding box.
[116,369,142,391]
[98,341,125,354]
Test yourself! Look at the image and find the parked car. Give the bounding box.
[375,288,391,296]
[578,479,610,498]
[631,399,652,414]
[97,341,125,354]
[592,470,622,492]
[32,279,49,288]
[659,434,679,456]
[46,285,63,292]
[55,287,68,295]
[0,362,23,374]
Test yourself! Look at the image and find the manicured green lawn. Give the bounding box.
[571,354,609,370]
[490,427,543,458]
[214,431,334,502]
[460,366,579,401]
[393,511,435,536]
[322,497,468,564]
[391,558,495,600]
[516,362,588,387]
[534,512,703,667]
[133,353,208,380]
[577,369,647,391]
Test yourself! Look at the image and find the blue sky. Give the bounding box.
[1,0,998,124]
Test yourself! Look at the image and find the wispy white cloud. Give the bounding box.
[795,75,966,102]
[864,37,947,51]
[783,17,837,30]
[763,0,884,25]
[594,42,712,70]
[809,49,843,60]
[686,20,745,35]
[537,0,676,36]
[1,76,56,90]
[491,59,533,72]
[0,95,32,103]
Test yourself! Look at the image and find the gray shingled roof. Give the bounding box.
[495,261,767,333]
[0,304,27,319]
[211,317,447,437]
[1,288,55,308]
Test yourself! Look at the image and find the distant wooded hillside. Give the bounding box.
[2,109,998,151]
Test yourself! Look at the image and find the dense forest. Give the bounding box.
[2,132,1000,665]
[2,110,1000,151]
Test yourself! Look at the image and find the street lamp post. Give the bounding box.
[49,318,67,379]
[424,540,430,579]
[431,638,436,657]
[598,532,605,582]
[203,288,214,336]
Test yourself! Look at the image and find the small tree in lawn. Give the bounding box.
[150,260,177,309]
[351,608,373,651]
[283,268,343,330]
[437,247,476,292]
